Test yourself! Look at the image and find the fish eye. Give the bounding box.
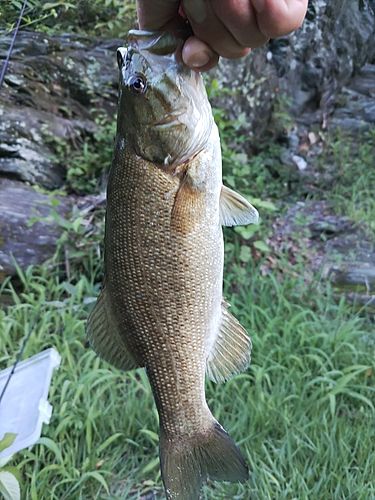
[128,74,147,95]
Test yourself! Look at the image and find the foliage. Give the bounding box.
[208,80,297,258]
[319,128,375,230]
[43,116,115,195]
[1,0,136,37]
[0,434,21,500]
[208,80,299,201]
[1,241,374,498]
[65,119,116,195]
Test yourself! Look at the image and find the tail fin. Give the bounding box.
[160,421,248,499]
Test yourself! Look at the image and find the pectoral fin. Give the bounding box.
[206,301,252,383]
[171,176,205,235]
[86,288,140,371]
[220,185,259,227]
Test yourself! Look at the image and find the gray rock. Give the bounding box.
[0,2,374,279]
[0,178,73,279]
[292,155,308,172]
[212,0,375,142]
[0,30,120,188]
[269,200,375,311]
[324,263,375,293]
[330,64,375,130]
[0,178,105,280]
[1,1,374,179]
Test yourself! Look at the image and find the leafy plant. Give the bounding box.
[65,118,116,195]
[0,434,21,500]
[44,115,116,195]
[207,80,294,262]
[1,0,137,36]
[319,128,375,229]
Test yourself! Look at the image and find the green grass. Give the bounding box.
[1,239,374,499]
[323,129,375,230]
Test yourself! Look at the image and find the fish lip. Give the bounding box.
[153,111,186,127]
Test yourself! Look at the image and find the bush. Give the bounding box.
[1,0,136,37]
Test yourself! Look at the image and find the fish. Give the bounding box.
[87,29,259,499]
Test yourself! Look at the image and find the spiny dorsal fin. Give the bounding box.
[86,288,140,371]
[220,185,259,227]
[206,301,252,383]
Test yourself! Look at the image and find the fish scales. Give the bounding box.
[87,29,259,499]
[106,146,222,436]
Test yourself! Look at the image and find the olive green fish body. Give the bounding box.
[106,133,222,438]
[87,29,259,499]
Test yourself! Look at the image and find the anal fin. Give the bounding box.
[220,185,259,227]
[206,301,252,383]
[86,288,140,371]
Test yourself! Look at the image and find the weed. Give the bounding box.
[1,249,374,498]
[1,0,137,37]
[0,433,21,500]
[321,129,375,229]
[45,116,116,195]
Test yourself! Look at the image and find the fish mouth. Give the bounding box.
[153,111,186,128]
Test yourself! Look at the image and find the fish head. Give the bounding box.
[116,30,213,167]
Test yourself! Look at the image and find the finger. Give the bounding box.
[136,0,180,30]
[213,0,269,48]
[251,0,308,38]
[182,36,220,71]
[183,0,251,59]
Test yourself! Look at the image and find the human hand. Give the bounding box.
[136,0,308,71]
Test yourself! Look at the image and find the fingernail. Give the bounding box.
[183,0,207,23]
[251,0,265,13]
[188,51,210,68]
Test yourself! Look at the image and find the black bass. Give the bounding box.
[87,29,258,499]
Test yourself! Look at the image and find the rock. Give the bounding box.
[0,178,73,280]
[330,64,375,131]
[212,0,375,143]
[324,263,375,293]
[1,5,374,280]
[258,61,375,190]
[342,293,375,312]
[0,178,106,281]
[349,63,375,98]
[269,201,375,311]
[292,155,308,172]
[0,30,120,189]
[1,2,374,184]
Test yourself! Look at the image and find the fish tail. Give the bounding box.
[159,419,248,499]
